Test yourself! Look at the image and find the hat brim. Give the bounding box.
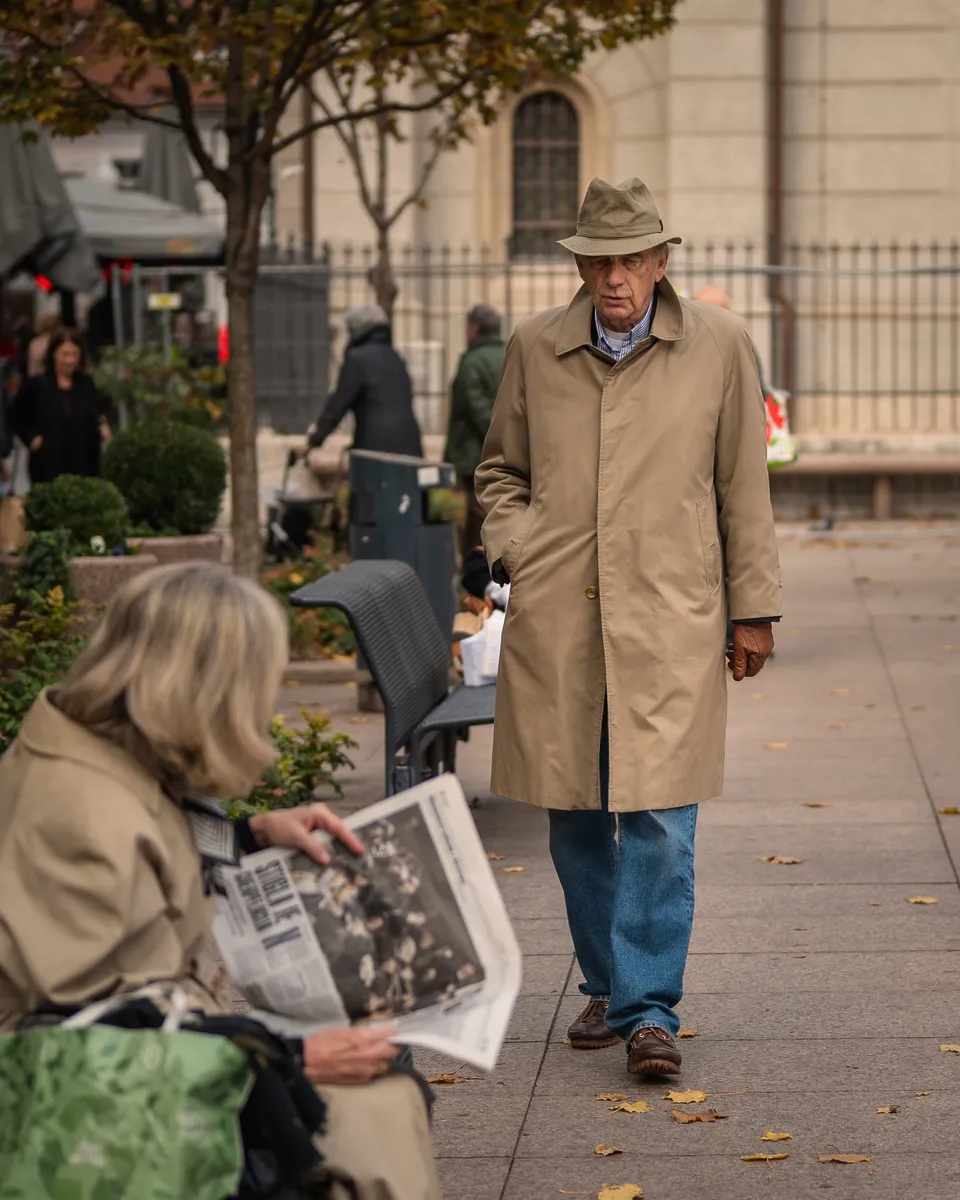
[557,232,682,256]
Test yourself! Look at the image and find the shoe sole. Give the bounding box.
[627,1058,682,1076]
[568,1034,621,1050]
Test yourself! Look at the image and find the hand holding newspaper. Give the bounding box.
[212,775,522,1072]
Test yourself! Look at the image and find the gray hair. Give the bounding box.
[467,303,502,337]
[345,303,389,337]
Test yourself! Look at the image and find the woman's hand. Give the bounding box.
[248,802,364,865]
[303,1026,400,1086]
[29,435,43,453]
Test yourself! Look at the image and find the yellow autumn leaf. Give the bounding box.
[917,1091,931,1096]
[595,1093,628,1102]
[609,1100,654,1114]
[595,1144,623,1156]
[817,1154,870,1164]
[501,866,525,873]
[764,742,790,750]
[906,897,939,905]
[803,801,833,808]
[671,1109,726,1124]
[287,572,304,585]
[664,1090,707,1104]
[426,1074,469,1085]
[875,1106,899,1114]
[677,1029,698,1039]
[939,1044,960,1053]
[761,1132,793,1142]
[597,1186,644,1200]
[760,856,804,865]
[939,807,960,815]
[741,1153,789,1162]
[749,693,764,700]
[486,851,505,860]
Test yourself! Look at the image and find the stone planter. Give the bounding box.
[132,534,224,567]
[68,554,159,633]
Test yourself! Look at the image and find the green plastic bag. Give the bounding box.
[0,985,253,1200]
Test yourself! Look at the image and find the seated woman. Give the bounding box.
[0,562,440,1200]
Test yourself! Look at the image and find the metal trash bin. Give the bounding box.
[348,450,458,654]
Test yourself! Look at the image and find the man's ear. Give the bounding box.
[574,255,587,284]
[655,246,669,283]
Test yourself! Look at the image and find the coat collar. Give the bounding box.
[555,276,686,357]
[16,689,165,813]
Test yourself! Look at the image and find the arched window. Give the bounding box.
[512,92,580,258]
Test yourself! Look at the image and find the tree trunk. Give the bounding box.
[370,225,398,320]
[223,182,267,579]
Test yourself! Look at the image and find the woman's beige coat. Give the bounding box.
[476,279,782,813]
[0,691,228,1029]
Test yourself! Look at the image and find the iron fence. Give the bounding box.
[120,240,960,441]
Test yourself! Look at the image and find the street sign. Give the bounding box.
[147,292,182,311]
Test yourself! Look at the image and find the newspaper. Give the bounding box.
[212,775,522,1072]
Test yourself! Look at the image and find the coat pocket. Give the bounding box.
[503,503,540,581]
[696,495,722,594]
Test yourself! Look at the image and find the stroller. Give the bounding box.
[265,449,346,561]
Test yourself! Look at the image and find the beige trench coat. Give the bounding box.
[476,278,782,813]
[0,690,229,1029]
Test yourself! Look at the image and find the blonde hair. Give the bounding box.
[56,563,289,797]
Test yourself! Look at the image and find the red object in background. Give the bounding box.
[218,325,229,364]
[34,275,54,293]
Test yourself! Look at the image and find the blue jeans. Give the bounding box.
[547,715,698,1041]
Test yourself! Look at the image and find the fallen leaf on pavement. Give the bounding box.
[917,1091,931,1096]
[939,1044,960,1053]
[609,1100,654,1114]
[818,1154,871,1164]
[764,742,790,750]
[876,1106,899,1114]
[870,902,884,907]
[760,856,804,865]
[598,1186,644,1200]
[346,715,370,725]
[671,1109,727,1123]
[677,1029,698,1039]
[596,1093,628,1102]
[501,866,525,873]
[906,896,939,904]
[939,807,960,816]
[664,1090,707,1104]
[761,1132,793,1142]
[911,705,926,711]
[741,1154,789,1162]
[426,1074,472,1085]
[595,1145,623,1157]
[831,688,851,695]
[285,680,301,688]
[827,722,848,730]
[803,801,833,808]
[486,852,505,860]
[749,693,764,700]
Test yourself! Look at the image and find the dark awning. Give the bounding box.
[139,119,202,214]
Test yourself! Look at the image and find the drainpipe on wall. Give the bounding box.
[301,86,316,256]
[766,0,796,399]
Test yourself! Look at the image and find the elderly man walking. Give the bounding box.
[476,178,781,1077]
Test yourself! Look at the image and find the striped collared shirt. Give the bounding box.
[593,294,656,361]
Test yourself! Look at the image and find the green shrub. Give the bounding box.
[93,344,225,430]
[13,530,74,606]
[103,421,227,536]
[0,588,87,755]
[25,475,129,555]
[227,711,356,817]
[260,551,356,660]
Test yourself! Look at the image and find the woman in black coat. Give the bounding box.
[306,304,423,458]
[10,327,106,485]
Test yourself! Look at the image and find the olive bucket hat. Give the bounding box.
[558,176,681,257]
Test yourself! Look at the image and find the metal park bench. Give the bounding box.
[290,560,496,795]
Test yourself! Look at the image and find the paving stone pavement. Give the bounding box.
[284,527,960,1200]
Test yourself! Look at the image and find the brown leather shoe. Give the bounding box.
[627,1027,682,1076]
[567,999,619,1049]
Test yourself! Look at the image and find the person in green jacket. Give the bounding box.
[444,304,506,558]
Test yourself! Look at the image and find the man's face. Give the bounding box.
[576,248,669,333]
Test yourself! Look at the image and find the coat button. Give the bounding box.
[585,585,598,600]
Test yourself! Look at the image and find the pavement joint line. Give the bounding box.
[851,546,960,887]
[498,955,579,1200]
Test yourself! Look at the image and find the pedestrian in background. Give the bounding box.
[304,303,422,460]
[477,177,781,1078]
[10,326,109,486]
[26,313,62,378]
[445,303,506,559]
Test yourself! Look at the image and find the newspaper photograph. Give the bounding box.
[212,774,522,1072]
